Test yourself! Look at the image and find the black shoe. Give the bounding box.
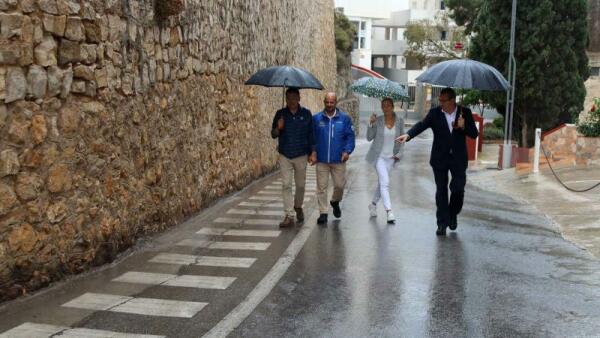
[294,207,304,222]
[330,200,341,218]
[317,213,328,224]
[436,225,447,236]
[449,214,458,231]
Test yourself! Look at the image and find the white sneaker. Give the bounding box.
[368,203,377,217]
[386,210,395,224]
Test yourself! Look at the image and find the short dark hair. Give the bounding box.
[286,87,300,96]
[440,87,456,100]
[381,98,394,106]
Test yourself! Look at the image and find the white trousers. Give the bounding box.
[372,157,395,211]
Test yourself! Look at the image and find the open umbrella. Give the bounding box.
[245,65,324,106]
[245,65,324,89]
[415,59,510,91]
[350,77,409,102]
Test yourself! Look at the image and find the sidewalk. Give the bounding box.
[469,143,600,258]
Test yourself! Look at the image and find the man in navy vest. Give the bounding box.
[271,88,315,227]
[311,92,355,225]
[396,88,478,236]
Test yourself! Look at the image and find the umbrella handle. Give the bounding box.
[282,78,288,108]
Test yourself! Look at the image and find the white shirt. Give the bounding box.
[380,126,396,158]
[443,106,457,133]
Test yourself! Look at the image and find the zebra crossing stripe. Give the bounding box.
[149,253,256,268]
[112,272,236,289]
[226,209,284,216]
[214,217,280,226]
[0,322,164,338]
[257,191,315,196]
[264,186,316,191]
[62,293,207,318]
[238,201,284,207]
[174,238,271,251]
[196,228,281,237]
[208,242,270,251]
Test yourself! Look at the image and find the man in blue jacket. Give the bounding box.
[271,88,315,227]
[310,92,355,224]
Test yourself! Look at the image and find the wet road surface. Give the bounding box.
[234,133,600,337]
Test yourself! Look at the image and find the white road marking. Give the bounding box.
[112,272,236,289]
[208,241,270,251]
[62,293,207,318]
[226,209,284,216]
[264,185,316,191]
[62,293,131,311]
[203,203,319,338]
[243,219,280,226]
[214,217,280,226]
[0,322,164,338]
[55,327,164,337]
[149,253,256,268]
[238,201,284,207]
[0,323,66,338]
[111,297,207,318]
[197,228,281,237]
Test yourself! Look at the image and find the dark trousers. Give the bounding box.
[432,162,466,228]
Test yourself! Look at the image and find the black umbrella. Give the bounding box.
[416,59,510,91]
[416,59,510,119]
[245,65,324,106]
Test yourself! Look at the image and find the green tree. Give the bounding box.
[334,11,357,73]
[403,13,466,67]
[471,0,590,147]
[444,0,483,34]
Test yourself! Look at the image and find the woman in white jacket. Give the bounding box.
[365,98,404,223]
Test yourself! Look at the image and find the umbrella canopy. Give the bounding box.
[245,65,324,90]
[416,59,510,91]
[350,77,409,101]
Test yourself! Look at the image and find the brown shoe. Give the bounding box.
[294,207,304,222]
[279,216,295,228]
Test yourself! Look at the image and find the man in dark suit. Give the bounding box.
[396,88,479,236]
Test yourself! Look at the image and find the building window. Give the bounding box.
[359,37,366,49]
[360,21,366,31]
[591,67,600,76]
[440,31,447,40]
[441,1,445,10]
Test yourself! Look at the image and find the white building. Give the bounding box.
[335,0,456,86]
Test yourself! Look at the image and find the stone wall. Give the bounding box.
[0,0,336,301]
[541,125,600,166]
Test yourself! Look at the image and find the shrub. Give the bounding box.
[492,116,504,129]
[484,124,504,140]
[577,97,600,137]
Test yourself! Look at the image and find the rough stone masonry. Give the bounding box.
[0,0,336,301]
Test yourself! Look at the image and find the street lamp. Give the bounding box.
[502,0,517,169]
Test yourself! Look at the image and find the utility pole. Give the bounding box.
[502,0,517,169]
